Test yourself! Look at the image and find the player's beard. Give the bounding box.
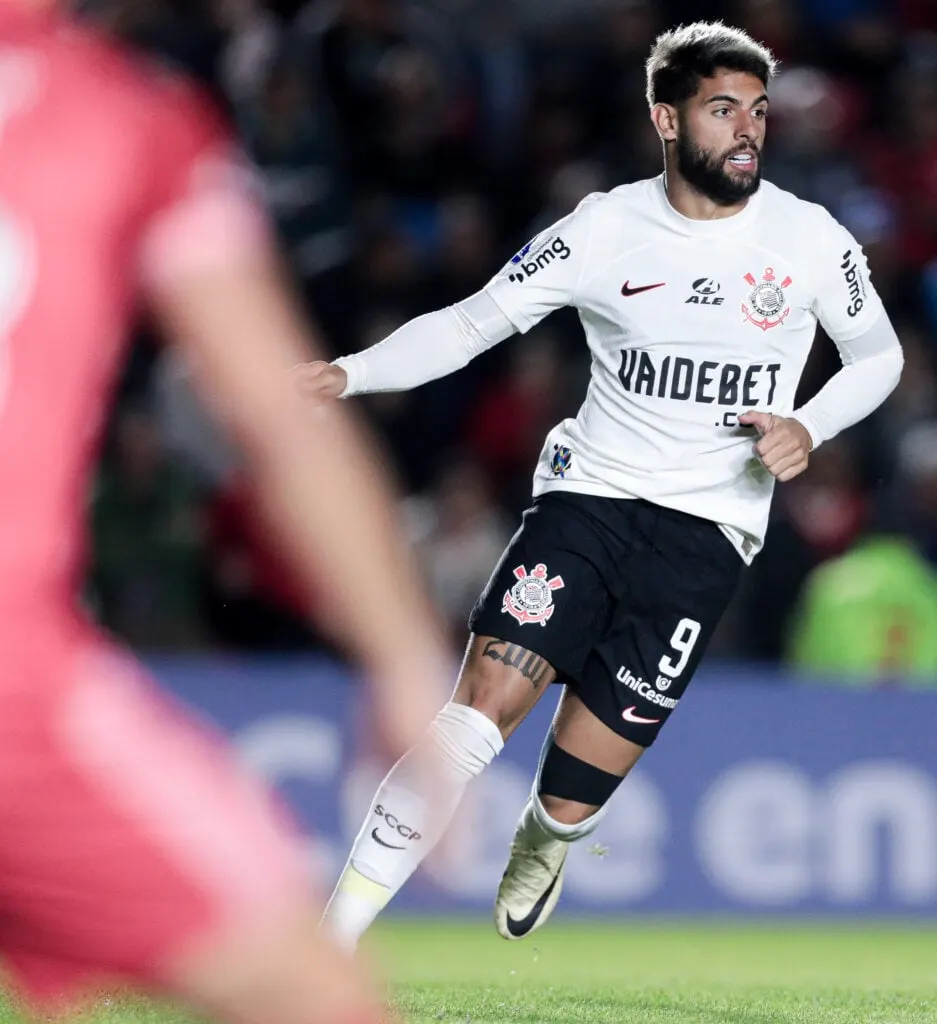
[675,132,762,206]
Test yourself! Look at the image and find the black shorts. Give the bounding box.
[469,492,742,747]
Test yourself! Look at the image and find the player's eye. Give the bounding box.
[713,107,732,117]
[753,108,768,120]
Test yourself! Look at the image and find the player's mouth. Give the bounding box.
[727,150,758,170]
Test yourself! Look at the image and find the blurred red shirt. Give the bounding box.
[0,5,265,624]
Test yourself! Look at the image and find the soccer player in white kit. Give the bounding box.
[300,22,904,944]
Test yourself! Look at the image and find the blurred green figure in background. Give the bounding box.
[787,534,937,686]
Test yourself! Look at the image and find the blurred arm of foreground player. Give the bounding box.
[147,248,449,756]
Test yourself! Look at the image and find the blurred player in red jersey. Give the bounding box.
[0,1,450,1022]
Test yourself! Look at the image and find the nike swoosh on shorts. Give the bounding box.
[622,706,661,724]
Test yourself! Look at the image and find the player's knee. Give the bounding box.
[533,737,624,835]
[428,701,503,776]
[457,640,555,736]
[462,681,514,735]
[455,661,512,732]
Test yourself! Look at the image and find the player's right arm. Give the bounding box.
[297,194,600,401]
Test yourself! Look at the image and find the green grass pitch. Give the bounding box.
[376,919,937,1023]
[1,919,936,1024]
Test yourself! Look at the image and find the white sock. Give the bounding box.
[323,702,503,947]
[516,791,608,846]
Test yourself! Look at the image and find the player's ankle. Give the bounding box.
[538,793,600,826]
[530,793,607,842]
[322,866,392,948]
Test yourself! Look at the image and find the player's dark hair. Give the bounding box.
[646,22,777,109]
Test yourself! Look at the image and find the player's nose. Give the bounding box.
[735,114,761,142]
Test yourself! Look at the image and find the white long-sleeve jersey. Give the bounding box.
[335,176,903,562]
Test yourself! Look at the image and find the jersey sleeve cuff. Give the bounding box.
[791,412,822,453]
[482,283,534,335]
[332,354,365,397]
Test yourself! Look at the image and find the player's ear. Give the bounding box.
[650,103,678,143]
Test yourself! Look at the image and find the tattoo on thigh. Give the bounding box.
[482,639,551,689]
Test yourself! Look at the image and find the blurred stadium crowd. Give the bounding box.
[81,0,937,679]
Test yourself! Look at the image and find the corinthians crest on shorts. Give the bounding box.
[502,563,565,626]
[742,266,793,331]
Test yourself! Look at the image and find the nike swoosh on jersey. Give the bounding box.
[504,871,562,938]
[371,827,405,850]
[621,281,666,297]
[622,706,661,725]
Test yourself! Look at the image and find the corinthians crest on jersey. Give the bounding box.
[502,563,565,626]
[742,266,793,331]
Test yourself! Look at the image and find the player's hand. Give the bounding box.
[293,360,347,402]
[738,411,813,482]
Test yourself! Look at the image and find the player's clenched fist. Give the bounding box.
[293,360,348,400]
[738,410,813,482]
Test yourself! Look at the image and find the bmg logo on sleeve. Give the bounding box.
[508,236,571,283]
[840,250,867,318]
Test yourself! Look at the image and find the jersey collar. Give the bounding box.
[653,174,763,237]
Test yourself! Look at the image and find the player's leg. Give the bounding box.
[323,494,613,948]
[321,632,556,947]
[495,500,743,939]
[494,687,641,939]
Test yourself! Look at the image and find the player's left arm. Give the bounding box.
[742,220,903,483]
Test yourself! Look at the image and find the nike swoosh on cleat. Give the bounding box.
[621,281,666,297]
[371,827,405,850]
[504,871,561,938]
[622,706,660,725]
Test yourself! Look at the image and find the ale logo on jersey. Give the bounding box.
[503,563,565,626]
[742,266,793,331]
[686,278,724,306]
